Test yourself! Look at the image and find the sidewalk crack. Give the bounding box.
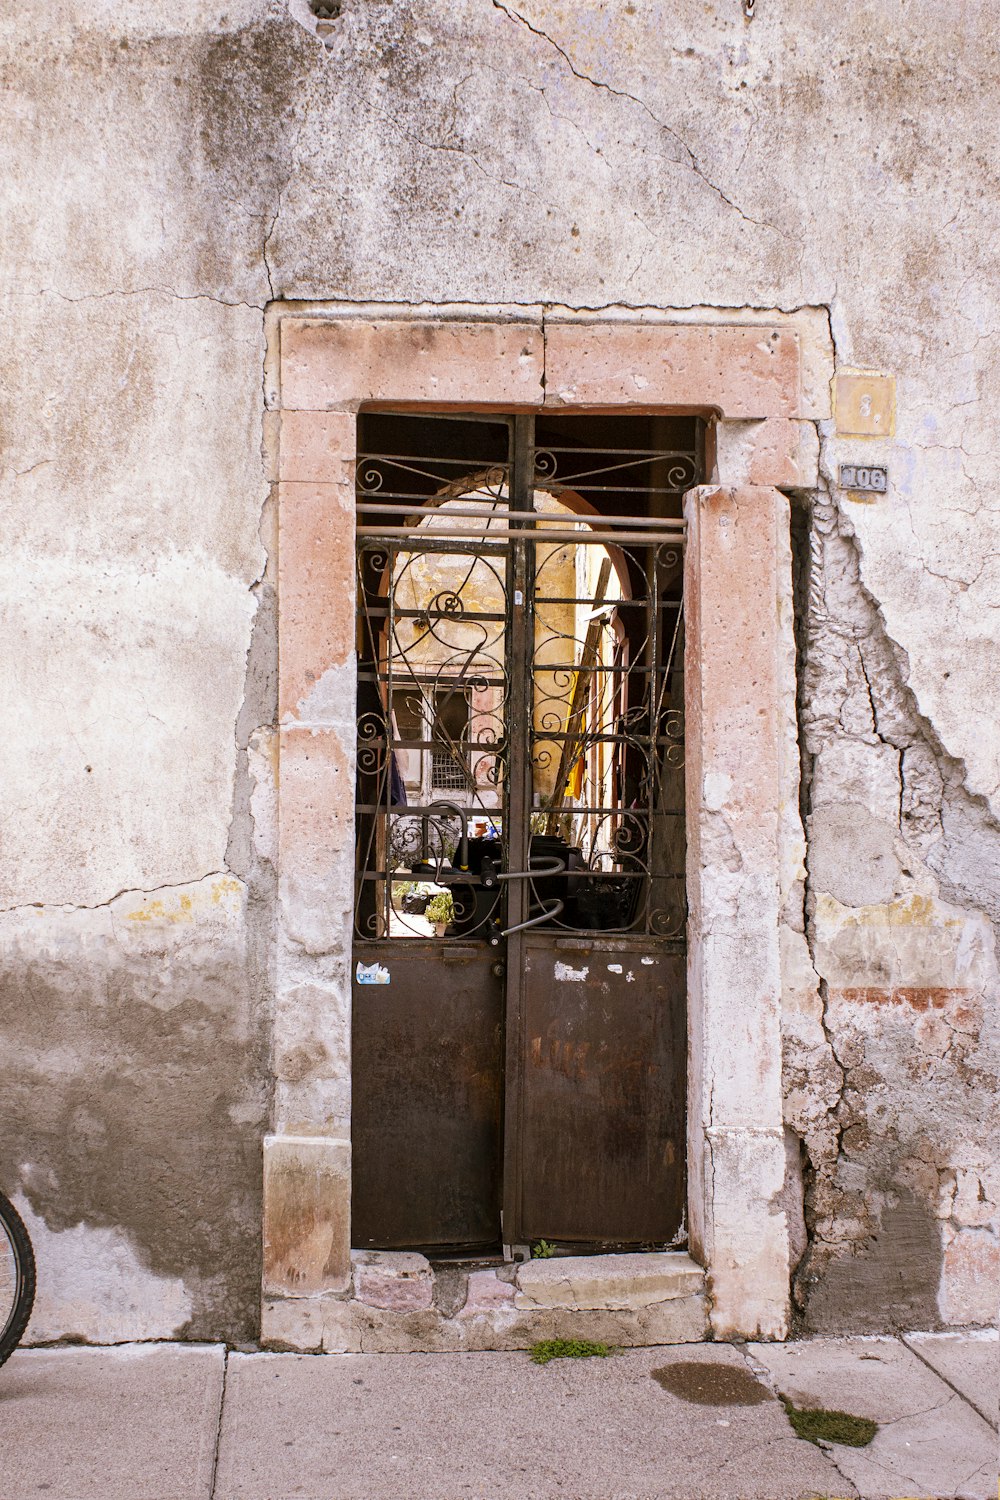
[901,1335,999,1433]
[209,1348,229,1500]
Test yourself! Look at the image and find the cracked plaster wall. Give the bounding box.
[1,0,998,1337]
[783,493,1000,1331]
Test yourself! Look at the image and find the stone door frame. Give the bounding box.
[261,304,820,1346]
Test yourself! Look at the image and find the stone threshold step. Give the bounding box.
[265,1251,708,1351]
[513,1251,704,1311]
[352,1247,704,1313]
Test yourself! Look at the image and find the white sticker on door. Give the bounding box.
[356,961,390,985]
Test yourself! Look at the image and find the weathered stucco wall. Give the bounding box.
[2,0,998,1338]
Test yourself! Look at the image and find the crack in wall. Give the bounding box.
[784,486,849,1303]
[787,457,1000,1330]
[10,285,265,312]
[490,0,787,238]
[207,1348,229,1500]
[263,195,282,302]
[352,84,565,216]
[0,872,232,917]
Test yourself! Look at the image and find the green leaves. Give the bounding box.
[529,1339,613,1366]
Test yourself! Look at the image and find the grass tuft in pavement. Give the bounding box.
[783,1399,878,1447]
[529,1338,613,1365]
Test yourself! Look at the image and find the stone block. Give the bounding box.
[272,977,350,1101]
[316,1298,365,1353]
[260,1296,325,1353]
[280,318,544,408]
[702,1126,790,1341]
[262,1134,351,1297]
[279,410,355,483]
[324,1303,457,1354]
[277,726,353,886]
[715,417,818,487]
[352,1251,434,1311]
[543,322,800,417]
[514,1252,703,1310]
[637,1294,709,1345]
[458,1269,516,1315]
[685,486,785,853]
[271,965,351,1134]
[277,480,355,721]
[272,1067,351,1141]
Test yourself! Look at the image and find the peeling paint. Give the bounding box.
[788,482,1000,1333]
[554,962,589,982]
[15,1197,192,1345]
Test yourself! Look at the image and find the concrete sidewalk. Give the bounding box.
[0,1332,995,1499]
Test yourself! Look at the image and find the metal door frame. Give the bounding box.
[353,409,692,1249]
[500,413,535,1248]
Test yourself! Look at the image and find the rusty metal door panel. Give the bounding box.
[516,937,685,1245]
[351,942,503,1251]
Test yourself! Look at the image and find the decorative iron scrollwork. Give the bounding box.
[355,420,694,942]
[357,463,386,494]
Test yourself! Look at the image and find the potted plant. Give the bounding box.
[424,890,455,937]
[396,881,432,916]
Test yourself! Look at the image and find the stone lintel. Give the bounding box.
[280,316,804,419]
[280,318,545,409]
[543,323,800,417]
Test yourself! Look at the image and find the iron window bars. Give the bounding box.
[354,412,699,944]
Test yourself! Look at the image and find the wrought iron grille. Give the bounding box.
[354,412,699,944]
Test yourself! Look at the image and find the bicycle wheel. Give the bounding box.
[0,1192,35,1369]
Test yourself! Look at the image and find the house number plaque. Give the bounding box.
[839,464,888,493]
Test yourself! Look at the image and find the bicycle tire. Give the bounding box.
[0,1191,35,1369]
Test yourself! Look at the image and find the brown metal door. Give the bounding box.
[351,943,502,1250]
[352,412,696,1253]
[513,938,685,1244]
